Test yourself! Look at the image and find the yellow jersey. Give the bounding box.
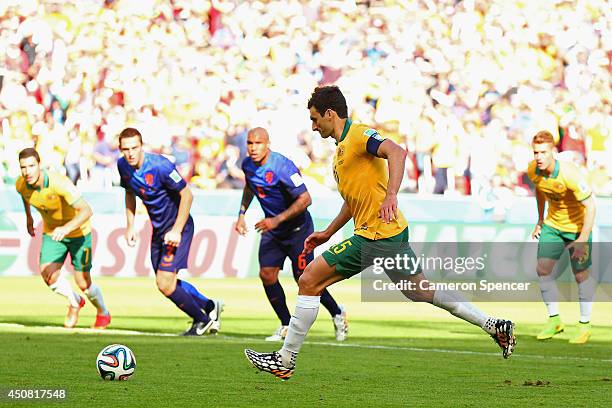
[527,160,591,233]
[16,171,91,238]
[332,119,408,239]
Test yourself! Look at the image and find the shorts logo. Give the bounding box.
[145,173,155,186]
[161,247,175,267]
[575,244,590,264]
[265,171,274,184]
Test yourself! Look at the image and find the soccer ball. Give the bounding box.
[96,344,136,381]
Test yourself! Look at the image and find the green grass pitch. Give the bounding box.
[0,276,610,407]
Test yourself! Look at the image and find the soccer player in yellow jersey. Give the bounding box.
[528,131,596,344]
[16,148,110,329]
[245,86,516,380]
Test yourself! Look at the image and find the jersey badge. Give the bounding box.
[265,171,274,184]
[145,173,155,186]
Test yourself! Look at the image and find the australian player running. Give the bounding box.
[117,128,222,336]
[16,148,110,329]
[237,127,348,342]
[245,86,516,380]
[529,130,596,344]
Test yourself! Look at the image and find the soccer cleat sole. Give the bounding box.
[244,349,294,381]
[493,320,516,359]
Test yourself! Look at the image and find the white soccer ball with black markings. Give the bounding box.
[96,344,136,381]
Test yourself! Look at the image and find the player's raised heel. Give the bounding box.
[244,349,294,380]
[492,319,516,359]
[64,296,86,328]
[208,299,224,334]
[333,305,348,341]
[182,319,214,336]
[536,316,564,340]
[92,313,111,329]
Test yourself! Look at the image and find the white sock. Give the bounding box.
[578,277,596,323]
[432,290,495,334]
[279,295,320,367]
[538,276,559,317]
[84,283,108,315]
[50,276,81,308]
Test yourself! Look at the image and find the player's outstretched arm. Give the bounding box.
[51,198,93,241]
[20,197,35,237]
[255,191,312,233]
[375,139,408,223]
[303,202,351,254]
[124,190,137,247]
[236,184,255,236]
[277,191,312,224]
[567,196,596,259]
[577,196,596,242]
[532,189,546,239]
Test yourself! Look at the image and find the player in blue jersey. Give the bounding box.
[117,127,223,336]
[236,127,348,341]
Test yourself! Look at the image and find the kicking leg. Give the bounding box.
[245,255,345,379]
[403,273,516,359]
[291,251,345,340]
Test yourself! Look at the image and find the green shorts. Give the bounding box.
[40,233,93,272]
[537,224,592,272]
[321,228,421,278]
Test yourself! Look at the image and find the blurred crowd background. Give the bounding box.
[1,0,610,210]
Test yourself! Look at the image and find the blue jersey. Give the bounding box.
[242,151,310,238]
[118,153,189,236]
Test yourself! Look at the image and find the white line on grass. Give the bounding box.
[1,323,610,364]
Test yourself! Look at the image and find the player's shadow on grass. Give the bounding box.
[0,315,198,334]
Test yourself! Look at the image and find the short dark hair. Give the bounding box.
[18,147,40,163]
[118,127,142,145]
[307,86,348,118]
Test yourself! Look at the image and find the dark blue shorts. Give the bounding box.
[259,220,314,278]
[151,218,194,273]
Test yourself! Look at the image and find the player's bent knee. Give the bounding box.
[157,284,174,297]
[573,268,589,283]
[156,278,176,297]
[297,271,321,295]
[536,262,554,277]
[40,265,62,286]
[74,273,91,291]
[259,268,280,286]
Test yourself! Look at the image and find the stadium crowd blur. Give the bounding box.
[1,0,611,212]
